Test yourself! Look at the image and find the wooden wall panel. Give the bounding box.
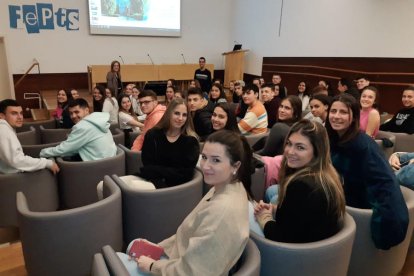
[262,57,414,114]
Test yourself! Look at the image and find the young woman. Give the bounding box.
[211,102,239,132]
[306,94,331,125]
[380,86,414,134]
[106,60,122,97]
[103,87,119,123]
[188,79,201,89]
[326,94,409,250]
[174,90,185,99]
[131,130,251,275]
[359,86,380,138]
[256,95,302,156]
[209,83,227,104]
[166,78,176,87]
[139,98,200,188]
[131,86,144,117]
[296,81,310,113]
[255,119,345,243]
[92,85,105,112]
[52,89,74,129]
[165,85,175,106]
[118,94,144,147]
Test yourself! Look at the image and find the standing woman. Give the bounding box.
[211,102,239,132]
[326,94,408,250]
[103,87,119,123]
[118,94,143,147]
[255,120,345,242]
[296,81,310,113]
[107,60,123,97]
[209,83,227,104]
[256,95,302,156]
[53,89,74,129]
[140,98,200,188]
[92,85,106,112]
[359,86,380,138]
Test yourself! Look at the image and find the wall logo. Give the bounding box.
[9,3,79,34]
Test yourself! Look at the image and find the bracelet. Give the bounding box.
[149,262,154,271]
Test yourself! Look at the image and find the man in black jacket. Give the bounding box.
[187,87,214,140]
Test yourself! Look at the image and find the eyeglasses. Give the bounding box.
[139,100,154,106]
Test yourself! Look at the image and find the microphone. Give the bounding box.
[181,53,186,64]
[118,55,125,64]
[147,53,154,65]
[234,40,239,44]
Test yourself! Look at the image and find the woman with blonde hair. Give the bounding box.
[255,119,345,243]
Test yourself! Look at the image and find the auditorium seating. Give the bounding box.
[22,142,60,158]
[20,118,57,144]
[39,125,71,143]
[375,130,396,159]
[245,130,270,147]
[111,128,125,146]
[392,132,414,153]
[250,213,356,276]
[346,186,414,276]
[111,169,203,244]
[91,253,111,276]
[17,176,123,276]
[232,239,261,276]
[16,126,37,145]
[56,147,125,209]
[118,144,143,175]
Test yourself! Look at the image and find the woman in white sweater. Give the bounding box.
[103,87,119,123]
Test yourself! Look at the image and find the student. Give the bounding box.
[140,99,199,188]
[106,60,122,97]
[70,89,80,99]
[261,83,281,128]
[238,85,268,135]
[131,90,167,151]
[234,80,248,119]
[40,98,116,161]
[359,86,380,138]
[92,85,106,112]
[305,94,331,125]
[174,90,185,99]
[255,120,345,243]
[337,77,360,101]
[164,85,175,106]
[187,87,214,140]
[209,83,227,104]
[296,81,310,113]
[389,151,414,188]
[118,94,143,138]
[211,102,240,132]
[380,86,414,134]
[52,89,74,129]
[256,95,302,157]
[326,94,408,250]
[126,130,250,275]
[131,86,144,117]
[0,99,59,174]
[355,75,370,92]
[194,57,212,93]
[103,87,119,124]
[271,73,287,99]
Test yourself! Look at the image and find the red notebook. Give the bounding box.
[129,239,164,260]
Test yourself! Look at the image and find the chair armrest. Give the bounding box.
[102,245,130,276]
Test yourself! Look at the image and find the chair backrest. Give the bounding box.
[112,169,204,244]
[245,130,270,147]
[17,176,123,276]
[346,186,414,276]
[91,253,110,276]
[232,239,261,276]
[101,245,130,276]
[22,142,60,158]
[39,125,71,144]
[250,213,356,276]
[30,108,50,121]
[375,130,396,159]
[109,122,120,132]
[118,144,143,175]
[392,132,414,152]
[57,147,126,209]
[20,118,57,144]
[251,167,265,201]
[0,169,59,227]
[16,126,38,145]
[111,128,125,146]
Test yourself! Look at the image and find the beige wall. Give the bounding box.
[0,36,15,100]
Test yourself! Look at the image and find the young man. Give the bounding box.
[271,73,287,99]
[234,80,248,119]
[131,90,166,151]
[238,85,268,135]
[187,87,214,140]
[261,83,280,128]
[194,57,212,93]
[337,77,360,100]
[40,98,116,161]
[355,75,370,92]
[0,99,59,174]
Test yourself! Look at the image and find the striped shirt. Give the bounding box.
[238,101,268,135]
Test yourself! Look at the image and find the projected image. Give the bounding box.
[101,0,146,21]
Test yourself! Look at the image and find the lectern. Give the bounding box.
[222,49,249,88]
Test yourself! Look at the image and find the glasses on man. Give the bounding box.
[139,100,154,106]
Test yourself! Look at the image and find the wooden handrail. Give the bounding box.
[14,62,40,89]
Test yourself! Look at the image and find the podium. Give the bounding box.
[222,49,249,88]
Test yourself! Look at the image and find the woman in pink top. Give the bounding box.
[359,86,380,138]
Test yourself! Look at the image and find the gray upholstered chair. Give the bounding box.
[111,128,125,146]
[346,186,414,276]
[16,126,38,145]
[250,213,356,276]
[245,130,270,148]
[109,122,120,132]
[112,169,203,244]
[22,142,60,158]
[56,146,125,209]
[251,166,265,201]
[0,169,59,228]
[375,130,396,159]
[101,245,129,275]
[20,119,57,144]
[91,253,110,276]
[392,132,414,152]
[17,176,123,276]
[232,239,261,276]
[39,125,71,144]
[118,144,143,175]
